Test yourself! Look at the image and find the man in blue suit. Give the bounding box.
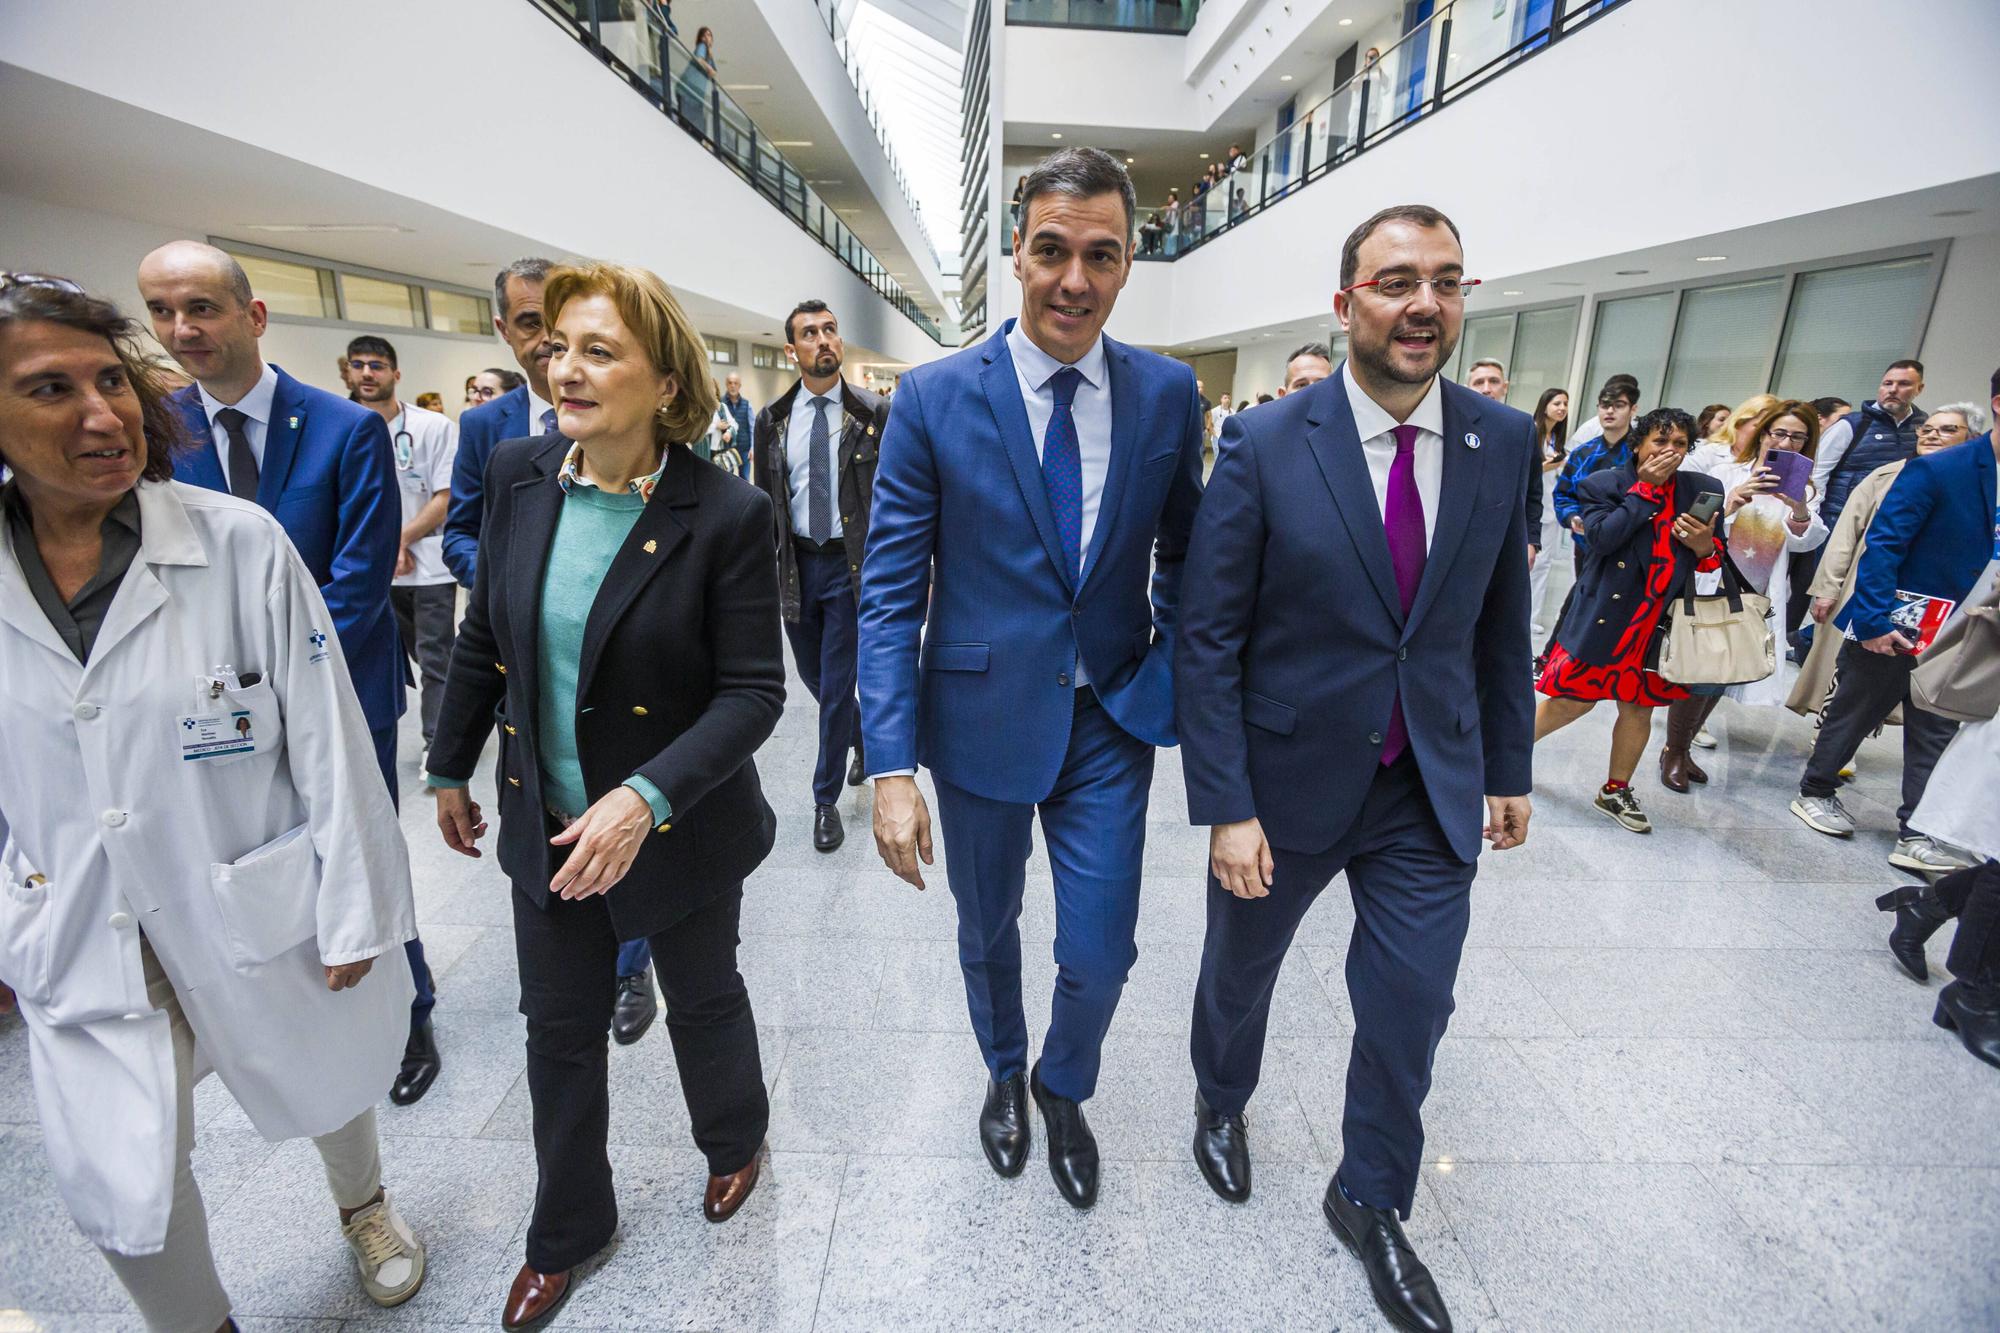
[437,257,660,1046]
[1794,373,1999,870]
[138,240,443,1104]
[860,148,1205,1209]
[1177,207,1534,1333]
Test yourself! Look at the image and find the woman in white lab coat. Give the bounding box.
[0,277,427,1330]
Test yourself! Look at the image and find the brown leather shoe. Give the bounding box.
[1659,745,1692,793]
[704,1142,766,1223]
[501,1264,571,1331]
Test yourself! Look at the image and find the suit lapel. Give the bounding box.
[577,447,694,696]
[258,370,307,507]
[981,334,1077,595]
[1403,388,1485,635]
[1080,339,1141,590]
[505,439,570,719]
[1305,380,1403,627]
[171,387,228,492]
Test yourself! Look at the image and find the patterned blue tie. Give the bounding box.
[1041,367,1084,580]
[541,407,558,435]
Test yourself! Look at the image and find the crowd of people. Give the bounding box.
[1,145,1994,1333]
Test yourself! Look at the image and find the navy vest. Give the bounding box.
[1821,402,1925,525]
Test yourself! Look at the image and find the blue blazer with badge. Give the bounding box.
[1840,434,1998,643]
[170,367,404,734]
[1176,370,1535,864]
[442,383,530,587]
[858,320,1206,804]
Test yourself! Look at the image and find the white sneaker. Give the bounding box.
[1889,836,1976,875]
[1790,794,1856,837]
[341,1190,426,1307]
[1692,728,1718,750]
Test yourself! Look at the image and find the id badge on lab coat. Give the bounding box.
[179,670,281,764]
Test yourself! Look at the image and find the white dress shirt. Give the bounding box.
[1007,319,1112,564]
[1342,361,1443,552]
[196,362,279,493]
[388,404,460,587]
[785,384,847,539]
[527,386,555,434]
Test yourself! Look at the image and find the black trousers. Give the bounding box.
[1190,755,1476,1219]
[511,878,767,1273]
[1800,641,1958,838]
[1935,860,2000,985]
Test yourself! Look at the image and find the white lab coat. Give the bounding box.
[0,480,415,1255]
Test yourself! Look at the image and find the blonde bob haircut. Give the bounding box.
[1713,392,1782,446]
[541,261,719,447]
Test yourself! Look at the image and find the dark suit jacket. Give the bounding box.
[170,367,404,733]
[751,379,890,621]
[442,383,531,587]
[1840,434,1998,642]
[1176,371,1534,863]
[1555,465,1723,665]
[427,437,785,937]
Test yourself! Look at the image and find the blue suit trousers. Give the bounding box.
[784,545,862,807]
[934,689,1153,1102]
[373,722,435,1028]
[1190,754,1474,1219]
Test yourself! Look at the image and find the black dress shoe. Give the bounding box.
[612,967,657,1046]
[1935,979,2000,1070]
[389,1017,441,1106]
[1876,883,1952,982]
[1192,1090,1251,1203]
[980,1071,1031,1177]
[1323,1175,1453,1333]
[1029,1059,1098,1208]
[813,803,844,852]
[847,750,867,787]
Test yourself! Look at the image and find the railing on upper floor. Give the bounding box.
[525,0,948,343]
[1006,0,1201,34]
[1125,0,1630,262]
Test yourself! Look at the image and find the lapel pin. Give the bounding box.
[1464,432,1482,450]
[643,539,658,554]
[287,415,299,429]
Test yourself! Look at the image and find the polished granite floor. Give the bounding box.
[4,651,1999,1333]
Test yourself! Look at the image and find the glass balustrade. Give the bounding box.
[527,0,947,342]
[1006,0,1203,34]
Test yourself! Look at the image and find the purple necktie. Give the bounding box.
[1381,423,1427,765]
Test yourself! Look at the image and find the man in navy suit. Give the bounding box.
[1793,378,1999,869]
[860,148,1205,1209]
[138,240,443,1105]
[1177,206,1534,1333]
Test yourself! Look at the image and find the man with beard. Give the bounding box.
[1177,205,1534,1333]
[753,300,890,852]
[347,336,459,749]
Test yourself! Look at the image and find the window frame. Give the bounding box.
[211,236,495,342]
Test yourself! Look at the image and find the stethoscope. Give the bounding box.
[390,412,423,489]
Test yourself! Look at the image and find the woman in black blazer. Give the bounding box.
[426,262,784,1331]
[1532,407,1723,834]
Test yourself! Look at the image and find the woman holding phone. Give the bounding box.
[1533,408,1724,833]
[1658,401,1828,789]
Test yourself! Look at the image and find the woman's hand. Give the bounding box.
[1636,448,1679,489]
[436,785,487,858]
[549,785,654,900]
[1672,511,1718,555]
[1725,466,1777,515]
[1810,596,1835,624]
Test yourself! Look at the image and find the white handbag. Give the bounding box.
[1656,555,1775,687]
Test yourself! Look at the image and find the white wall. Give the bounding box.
[0,0,947,370]
[1002,26,1197,132]
[1920,231,2000,411]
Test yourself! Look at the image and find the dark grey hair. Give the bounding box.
[1468,357,1506,377]
[493,257,555,319]
[1287,341,1333,365]
[1018,147,1137,246]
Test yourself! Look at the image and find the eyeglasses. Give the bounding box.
[1914,422,1965,438]
[0,272,86,295]
[468,385,500,401]
[1341,275,1481,301]
[1764,428,1810,445]
[348,358,393,374]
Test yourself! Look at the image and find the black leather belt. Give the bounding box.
[793,534,844,557]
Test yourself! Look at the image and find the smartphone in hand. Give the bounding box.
[1685,491,1724,526]
[1760,448,1812,500]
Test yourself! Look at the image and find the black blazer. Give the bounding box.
[428,436,785,938]
[751,379,890,621]
[1556,465,1724,666]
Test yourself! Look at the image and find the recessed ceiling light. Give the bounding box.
[1339,17,1354,24]
[722,83,771,92]
[1933,208,1977,217]
[1200,152,1210,158]
[1694,255,1727,262]
[1051,131,1063,139]
[1502,289,1524,296]
[243,222,410,234]
[1614,268,1649,276]
[769,140,813,148]
[1280,73,1294,81]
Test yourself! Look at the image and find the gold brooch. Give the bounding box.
[643,539,658,554]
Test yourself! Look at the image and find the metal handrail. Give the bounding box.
[527,0,949,343]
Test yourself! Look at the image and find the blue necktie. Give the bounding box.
[1041,368,1084,579]
[541,407,558,435]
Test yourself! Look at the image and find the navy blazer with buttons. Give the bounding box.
[169,367,404,734]
[1176,370,1535,864]
[1554,465,1724,667]
[1839,434,1997,643]
[442,383,530,587]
